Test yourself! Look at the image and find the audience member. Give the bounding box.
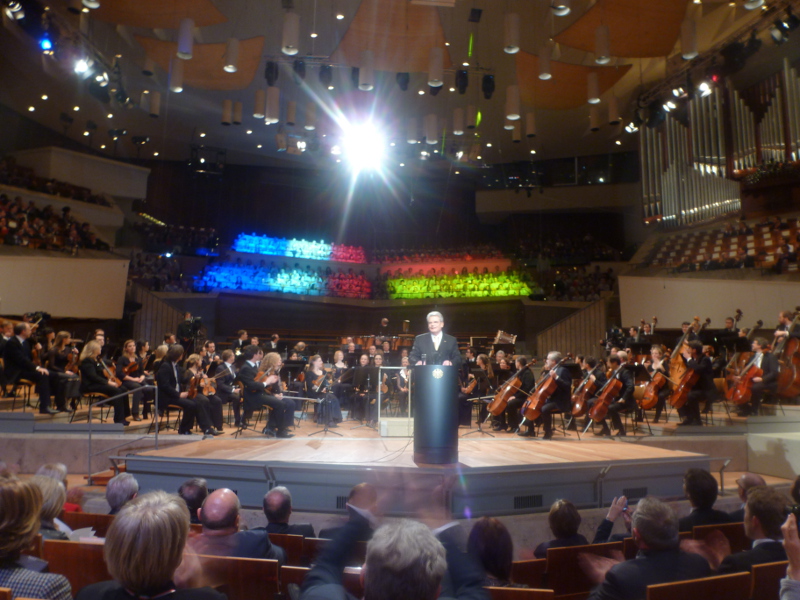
[186,488,285,563]
[467,517,518,588]
[0,473,71,600]
[717,486,788,573]
[534,499,589,558]
[781,513,800,600]
[106,473,139,515]
[0,156,112,206]
[30,475,68,540]
[263,486,315,537]
[75,490,225,600]
[678,468,732,532]
[583,496,711,600]
[319,482,378,541]
[178,478,208,525]
[729,472,767,521]
[592,496,632,544]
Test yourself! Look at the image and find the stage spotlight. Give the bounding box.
[482,74,495,100]
[455,70,468,94]
[351,67,360,89]
[293,59,306,80]
[319,65,333,87]
[662,99,676,112]
[396,72,409,91]
[342,121,385,173]
[74,58,94,77]
[39,34,53,53]
[646,101,666,128]
[264,61,279,86]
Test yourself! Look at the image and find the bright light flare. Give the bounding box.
[342,121,385,173]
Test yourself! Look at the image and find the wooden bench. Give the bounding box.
[750,560,788,600]
[545,541,623,598]
[59,512,202,538]
[42,539,109,595]
[692,522,748,554]
[510,558,547,588]
[195,554,278,600]
[268,533,304,566]
[646,571,751,600]
[487,588,554,600]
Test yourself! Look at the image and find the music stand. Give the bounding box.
[461,369,495,438]
[307,383,344,438]
[627,342,653,358]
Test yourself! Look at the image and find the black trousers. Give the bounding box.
[83,383,129,423]
[249,394,295,431]
[222,391,241,425]
[678,389,704,424]
[749,381,778,414]
[121,380,153,415]
[157,396,196,433]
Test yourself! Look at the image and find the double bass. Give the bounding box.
[776,307,800,398]
[487,360,537,417]
[668,316,701,385]
[571,362,603,417]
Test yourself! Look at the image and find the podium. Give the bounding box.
[412,365,459,465]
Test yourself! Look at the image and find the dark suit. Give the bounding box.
[187,529,286,564]
[155,361,197,433]
[746,351,779,414]
[717,540,787,574]
[265,522,316,538]
[216,362,241,426]
[679,355,715,425]
[534,533,588,559]
[677,507,733,533]
[539,364,574,436]
[728,507,745,522]
[501,367,536,431]
[3,336,53,411]
[236,361,294,433]
[587,548,711,600]
[408,332,462,370]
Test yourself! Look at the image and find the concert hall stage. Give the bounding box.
[122,436,710,517]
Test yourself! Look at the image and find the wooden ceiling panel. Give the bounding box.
[554,0,690,59]
[93,0,227,29]
[516,52,631,110]
[329,0,451,72]
[135,37,264,91]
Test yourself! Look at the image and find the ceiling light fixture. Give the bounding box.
[169,59,184,92]
[551,1,570,17]
[176,18,194,60]
[504,13,520,54]
[428,47,444,87]
[282,12,300,55]
[223,38,239,73]
[539,44,552,80]
[587,72,600,104]
[358,50,374,91]
[595,24,610,64]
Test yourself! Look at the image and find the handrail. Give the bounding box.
[86,384,159,485]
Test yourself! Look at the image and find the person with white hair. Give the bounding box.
[408,312,462,369]
[106,473,139,515]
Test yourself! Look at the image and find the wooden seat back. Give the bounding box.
[0,588,11,600]
[59,512,115,537]
[195,554,278,600]
[268,533,304,566]
[279,565,363,598]
[750,560,788,600]
[302,537,328,566]
[692,522,748,553]
[623,532,691,560]
[646,572,751,600]
[511,559,547,588]
[487,588,555,600]
[42,539,109,595]
[545,541,623,597]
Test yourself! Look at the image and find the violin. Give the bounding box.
[187,369,202,399]
[571,362,603,417]
[520,355,571,422]
[65,350,79,374]
[587,371,623,423]
[103,360,122,387]
[123,359,140,376]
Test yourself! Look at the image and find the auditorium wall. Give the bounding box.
[0,254,128,318]
[619,275,800,329]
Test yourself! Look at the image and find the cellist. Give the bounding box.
[496,356,535,433]
[586,352,635,437]
[643,345,670,424]
[519,351,570,440]
[733,337,778,417]
[677,341,714,427]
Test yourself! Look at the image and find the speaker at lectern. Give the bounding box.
[412,365,459,465]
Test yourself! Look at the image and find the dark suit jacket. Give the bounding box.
[728,507,745,522]
[534,533,589,559]
[717,540,787,574]
[236,362,273,412]
[265,522,316,538]
[757,351,779,386]
[408,332,462,369]
[156,361,183,403]
[187,529,285,564]
[77,581,225,600]
[587,549,711,600]
[678,507,733,533]
[3,336,37,383]
[215,364,238,397]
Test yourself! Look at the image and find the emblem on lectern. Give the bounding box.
[433,368,443,379]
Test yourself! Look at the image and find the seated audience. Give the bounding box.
[186,488,285,563]
[30,475,68,540]
[583,496,710,600]
[678,468,732,532]
[781,512,800,600]
[75,490,225,600]
[0,473,71,600]
[592,496,632,544]
[178,477,208,525]
[319,482,377,542]
[534,499,589,558]
[729,472,766,522]
[263,486,316,537]
[106,473,139,515]
[36,462,82,519]
[467,517,519,588]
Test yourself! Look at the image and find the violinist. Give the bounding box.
[587,353,635,437]
[46,331,79,412]
[519,351,570,440]
[305,354,342,427]
[734,338,778,417]
[231,330,248,355]
[496,356,535,433]
[182,354,224,436]
[150,344,168,375]
[136,340,152,374]
[330,350,353,409]
[201,340,222,375]
[215,349,241,428]
[643,345,669,424]
[78,340,129,425]
[677,341,714,427]
[117,340,148,422]
[155,344,198,435]
[237,347,295,438]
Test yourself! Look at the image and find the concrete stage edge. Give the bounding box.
[121,438,710,517]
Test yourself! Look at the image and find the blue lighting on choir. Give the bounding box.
[232,233,365,263]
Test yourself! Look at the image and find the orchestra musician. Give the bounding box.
[201,340,222,375]
[231,330,248,355]
[116,339,149,421]
[380,340,394,366]
[734,337,778,417]
[395,355,411,415]
[643,345,669,424]
[352,353,378,425]
[408,311,461,369]
[155,344,198,435]
[677,340,715,427]
[267,333,281,353]
[774,310,800,342]
[45,331,79,413]
[522,351,571,440]
[344,342,359,368]
[136,340,151,373]
[474,353,495,423]
[215,349,241,428]
[305,354,342,427]
[78,340,129,425]
[4,322,58,414]
[497,356,535,433]
[587,352,635,437]
[237,347,295,438]
[0,321,13,395]
[330,350,353,410]
[182,354,224,435]
[675,322,699,348]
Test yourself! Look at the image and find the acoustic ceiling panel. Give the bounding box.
[92,0,227,29]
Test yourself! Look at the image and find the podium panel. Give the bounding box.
[412,365,459,465]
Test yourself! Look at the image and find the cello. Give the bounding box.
[587,368,623,424]
[520,355,570,422]
[726,360,762,405]
[571,362,603,417]
[723,319,762,390]
[640,351,671,410]
[487,360,537,417]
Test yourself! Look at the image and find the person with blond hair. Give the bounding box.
[0,473,71,599]
[75,491,225,600]
[79,340,129,425]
